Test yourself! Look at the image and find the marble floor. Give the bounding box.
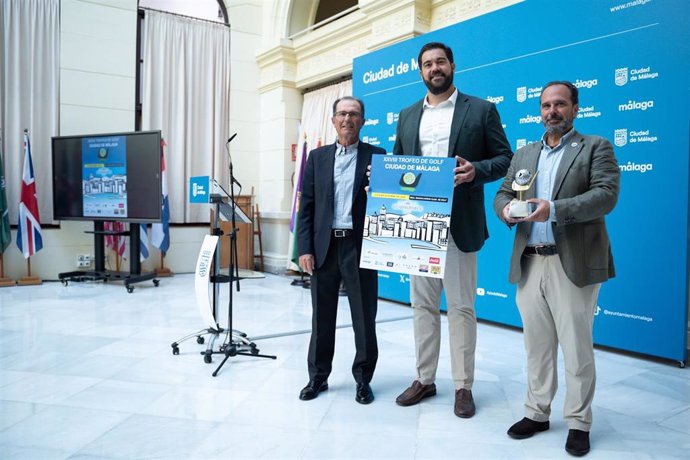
[0,272,688,459]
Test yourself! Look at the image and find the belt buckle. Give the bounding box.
[334,229,346,237]
[534,245,553,256]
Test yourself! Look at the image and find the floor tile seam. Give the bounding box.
[0,410,131,456]
[0,439,74,456]
[594,404,686,429]
[249,315,413,341]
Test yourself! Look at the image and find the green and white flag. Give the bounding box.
[0,133,11,254]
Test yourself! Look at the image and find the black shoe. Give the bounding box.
[299,380,328,401]
[565,429,590,456]
[355,382,374,404]
[507,417,550,439]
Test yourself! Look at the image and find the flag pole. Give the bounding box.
[156,251,172,277]
[16,129,42,286]
[0,254,15,287]
[18,256,41,286]
[153,138,172,277]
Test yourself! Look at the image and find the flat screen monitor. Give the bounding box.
[52,130,162,223]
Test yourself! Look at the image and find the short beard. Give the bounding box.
[424,73,453,95]
[543,118,571,136]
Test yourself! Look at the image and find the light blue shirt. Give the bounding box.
[527,129,576,245]
[332,141,358,229]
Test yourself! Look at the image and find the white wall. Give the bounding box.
[3,0,210,281]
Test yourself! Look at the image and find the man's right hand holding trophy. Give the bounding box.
[502,168,551,224]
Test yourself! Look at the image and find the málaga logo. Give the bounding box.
[615,67,628,86]
[516,86,527,103]
[614,129,627,147]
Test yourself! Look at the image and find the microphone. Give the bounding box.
[226,133,240,189]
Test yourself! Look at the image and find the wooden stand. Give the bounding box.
[253,203,265,272]
[0,277,16,287]
[212,194,254,270]
[155,253,173,277]
[155,267,173,277]
[17,276,41,286]
[0,255,15,287]
[17,258,41,286]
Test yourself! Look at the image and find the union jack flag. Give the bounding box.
[16,132,43,258]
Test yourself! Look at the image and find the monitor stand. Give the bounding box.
[58,221,159,293]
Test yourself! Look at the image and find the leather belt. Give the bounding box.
[523,245,558,256]
[332,229,352,238]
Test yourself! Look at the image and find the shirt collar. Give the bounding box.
[335,140,359,155]
[423,88,458,109]
[541,127,576,150]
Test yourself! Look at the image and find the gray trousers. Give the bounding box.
[516,253,600,431]
[410,234,477,390]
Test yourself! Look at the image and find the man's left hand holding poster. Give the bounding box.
[361,155,455,278]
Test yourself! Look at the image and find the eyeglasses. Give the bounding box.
[334,111,362,119]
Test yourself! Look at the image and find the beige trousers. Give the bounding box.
[410,234,477,390]
[516,253,600,431]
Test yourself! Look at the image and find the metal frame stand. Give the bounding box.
[170,177,275,376]
[59,221,159,293]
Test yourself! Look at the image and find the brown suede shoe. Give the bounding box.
[454,389,476,418]
[395,381,437,406]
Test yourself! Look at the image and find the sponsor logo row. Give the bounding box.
[497,66,659,104]
[514,128,658,151]
[366,127,659,152]
[368,97,655,131]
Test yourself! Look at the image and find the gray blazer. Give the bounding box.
[394,92,512,252]
[493,130,620,288]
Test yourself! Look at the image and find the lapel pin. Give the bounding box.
[571,142,578,147]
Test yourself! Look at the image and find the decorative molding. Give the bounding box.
[431,0,521,29]
[256,43,298,93]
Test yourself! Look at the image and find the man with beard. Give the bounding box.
[297,96,384,404]
[392,42,512,418]
[494,81,619,456]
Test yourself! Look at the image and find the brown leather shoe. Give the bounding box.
[454,389,476,418]
[396,381,436,406]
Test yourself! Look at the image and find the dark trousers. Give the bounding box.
[308,235,378,383]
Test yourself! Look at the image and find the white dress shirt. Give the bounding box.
[419,89,458,157]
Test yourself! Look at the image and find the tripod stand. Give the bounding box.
[208,189,276,377]
[170,187,275,376]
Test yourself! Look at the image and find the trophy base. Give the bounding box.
[508,201,535,218]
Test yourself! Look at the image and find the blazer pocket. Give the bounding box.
[583,223,608,269]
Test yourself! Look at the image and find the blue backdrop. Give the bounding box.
[353,0,689,362]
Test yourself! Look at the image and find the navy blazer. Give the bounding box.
[297,141,386,269]
[393,92,513,252]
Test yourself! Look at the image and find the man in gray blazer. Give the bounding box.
[494,81,619,456]
[393,42,512,418]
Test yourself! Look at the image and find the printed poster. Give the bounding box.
[360,155,455,278]
[82,136,127,218]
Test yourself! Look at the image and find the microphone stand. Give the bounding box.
[211,134,276,377]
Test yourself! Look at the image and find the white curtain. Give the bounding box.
[286,79,352,270]
[141,9,230,223]
[0,0,60,225]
